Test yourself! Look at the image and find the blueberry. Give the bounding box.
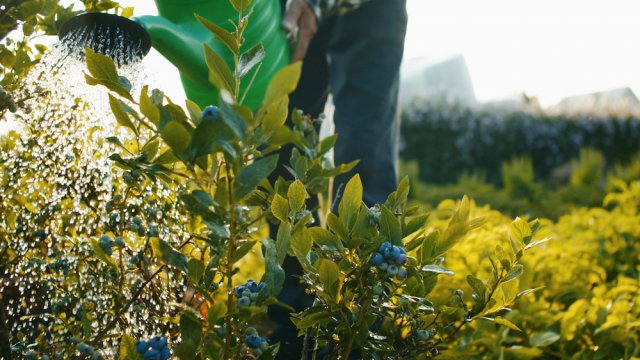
[99,235,112,245]
[234,285,245,296]
[417,329,433,340]
[103,247,113,256]
[395,253,407,266]
[133,217,143,225]
[373,284,384,295]
[378,242,392,254]
[390,246,401,260]
[84,345,94,355]
[148,336,167,350]
[371,253,384,266]
[160,347,171,360]
[387,265,399,276]
[143,349,161,360]
[114,237,125,248]
[237,296,251,307]
[246,334,262,349]
[135,340,149,353]
[245,327,258,336]
[383,247,395,260]
[129,224,139,232]
[202,105,220,119]
[378,261,389,271]
[123,172,133,182]
[396,268,408,280]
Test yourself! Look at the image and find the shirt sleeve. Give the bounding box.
[304,0,371,21]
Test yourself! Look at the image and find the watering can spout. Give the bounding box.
[134,15,208,87]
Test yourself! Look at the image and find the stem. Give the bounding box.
[222,163,237,360]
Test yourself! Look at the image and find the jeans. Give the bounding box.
[269,0,407,358]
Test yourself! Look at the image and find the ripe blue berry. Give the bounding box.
[114,237,125,248]
[378,261,389,271]
[395,253,407,266]
[387,265,399,276]
[383,247,395,260]
[378,242,392,254]
[135,340,149,353]
[148,336,167,350]
[246,334,263,349]
[238,296,251,307]
[396,268,408,280]
[371,253,384,266]
[143,348,161,360]
[160,347,171,360]
[202,105,221,119]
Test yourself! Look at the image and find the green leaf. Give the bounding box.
[85,47,118,83]
[379,206,402,245]
[530,331,561,347]
[180,312,203,346]
[235,155,279,200]
[339,175,362,230]
[318,134,337,155]
[316,258,340,300]
[230,240,257,264]
[109,94,138,135]
[327,212,349,240]
[219,100,247,139]
[90,239,117,269]
[120,334,143,360]
[161,121,191,153]
[308,227,344,252]
[262,62,302,106]
[187,259,205,283]
[466,275,487,299]
[494,316,521,332]
[174,340,197,360]
[140,85,160,126]
[204,44,234,94]
[271,194,289,223]
[404,214,429,237]
[421,265,454,276]
[262,238,285,297]
[230,0,253,13]
[151,238,187,272]
[561,299,589,340]
[195,14,238,54]
[207,302,227,324]
[261,95,288,135]
[510,217,532,247]
[287,180,307,215]
[275,222,292,265]
[504,264,524,281]
[385,176,410,210]
[238,43,265,78]
[291,227,313,259]
[185,99,202,125]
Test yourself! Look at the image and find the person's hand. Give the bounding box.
[283,0,318,62]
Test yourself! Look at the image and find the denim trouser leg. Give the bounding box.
[269,1,407,358]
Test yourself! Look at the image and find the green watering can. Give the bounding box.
[59,0,290,110]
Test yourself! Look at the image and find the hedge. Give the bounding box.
[400,103,640,184]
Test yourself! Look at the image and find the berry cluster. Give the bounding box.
[245,328,269,354]
[371,242,408,280]
[234,280,265,307]
[99,235,124,255]
[74,341,103,359]
[136,336,171,360]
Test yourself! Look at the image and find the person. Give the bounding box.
[268,0,408,358]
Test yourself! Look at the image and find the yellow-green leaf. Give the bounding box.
[195,14,238,54]
[271,194,289,223]
[85,47,118,83]
[287,180,307,215]
[204,44,234,95]
[161,121,191,153]
[494,316,521,332]
[120,334,143,360]
[262,62,301,106]
[109,94,138,135]
[140,85,160,126]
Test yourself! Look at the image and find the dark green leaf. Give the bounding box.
[235,155,279,200]
[379,206,401,245]
[230,240,257,264]
[187,259,205,283]
[151,238,187,272]
[109,94,138,135]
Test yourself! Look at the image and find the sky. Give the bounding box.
[116,0,640,107]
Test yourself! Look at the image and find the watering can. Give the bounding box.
[59,0,290,110]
